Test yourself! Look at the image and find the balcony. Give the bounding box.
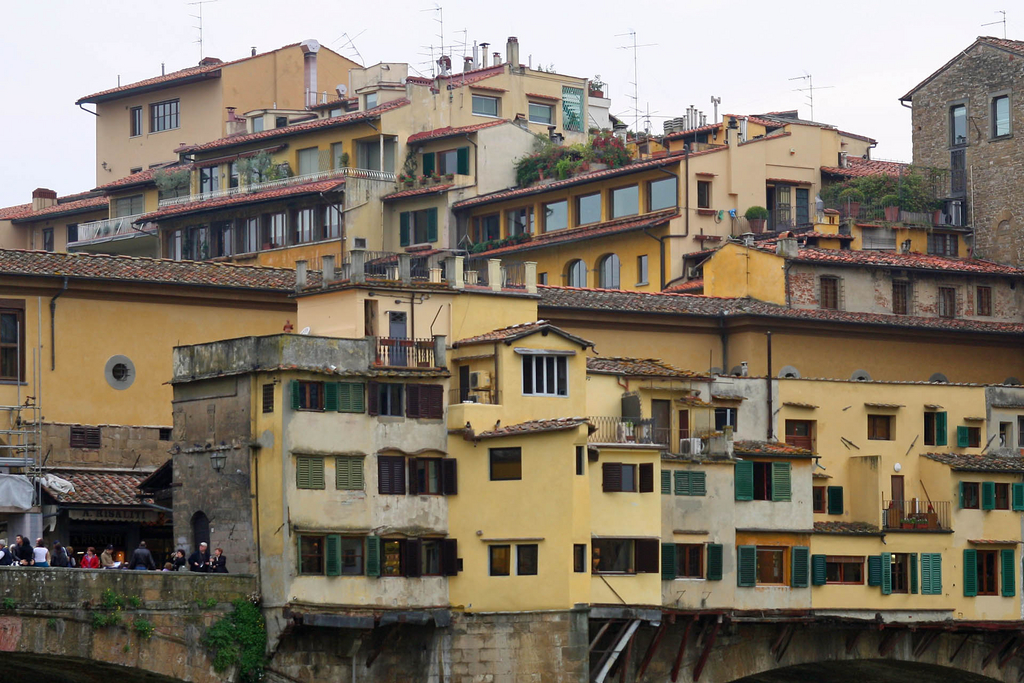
[331,249,537,294]
[588,417,666,446]
[373,337,442,369]
[69,214,153,248]
[881,499,951,531]
[449,388,501,405]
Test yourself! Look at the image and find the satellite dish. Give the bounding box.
[335,84,348,97]
[299,327,311,335]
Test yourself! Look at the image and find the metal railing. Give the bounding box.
[71,214,150,245]
[338,251,397,281]
[448,388,501,405]
[410,253,447,282]
[881,499,951,531]
[373,337,437,368]
[587,417,666,445]
[464,257,489,287]
[784,435,814,451]
[501,261,527,289]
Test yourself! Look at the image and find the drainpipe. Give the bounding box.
[765,331,773,441]
[684,143,690,238]
[49,277,68,371]
[719,312,728,375]
[77,103,99,117]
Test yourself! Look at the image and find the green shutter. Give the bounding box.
[957,426,970,448]
[690,472,707,496]
[963,548,978,596]
[426,208,438,243]
[791,546,810,588]
[935,412,948,446]
[910,553,919,594]
[674,470,689,496]
[399,212,411,247]
[880,552,892,595]
[867,555,882,586]
[421,153,435,176]
[931,554,942,595]
[661,470,671,495]
[325,535,341,576]
[324,382,339,411]
[290,379,301,410]
[296,457,311,489]
[338,382,365,413]
[706,544,723,581]
[735,461,754,501]
[920,553,932,595]
[365,536,381,577]
[737,545,756,587]
[982,481,996,510]
[661,543,676,580]
[959,481,967,509]
[771,462,792,502]
[827,486,844,515]
[1013,483,1024,511]
[310,457,325,489]
[811,555,827,585]
[456,147,470,175]
[336,456,364,490]
[1002,549,1016,597]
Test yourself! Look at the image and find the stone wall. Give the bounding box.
[910,42,1024,265]
[41,422,171,468]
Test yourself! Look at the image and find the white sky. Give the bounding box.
[0,0,1012,207]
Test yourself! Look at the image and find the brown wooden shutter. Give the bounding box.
[442,458,458,495]
[638,463,654,493]
[602,463,622,492]
[405,539,422,577]
[407,457,419,495]
[406,384,422,418]
[423,385,444,419]
[441,538,459,575]
[378,455,392,494]
[367,381,380,416]
[392,457,406,495]
[635,539,659,573]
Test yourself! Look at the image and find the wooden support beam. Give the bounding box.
[693,618,722,682]
[770,624,795,661]
[912,630,941,659]
[878,629,905,657]
[635,620,668,681]
[998,635,1024,669]
[670,617,696,683]
[845,629,862,655]
[775,625,796,663]
[983,633,1019,670]
[949,633,971,664]
[592,620,633,681]
[364,624,400,668]
[619,630,635,683]
[590,621,613,653]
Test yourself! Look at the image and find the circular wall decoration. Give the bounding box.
[929,372,948,384]
[779,365,801,379]
[851,369,872,382]
[104,355,136,390]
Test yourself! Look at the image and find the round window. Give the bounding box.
[104,355,136,390]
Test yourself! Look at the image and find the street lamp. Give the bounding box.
[210,450,227,472]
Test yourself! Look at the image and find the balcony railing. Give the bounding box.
[881,499,951,531]
[448,388,501,405]
[588,417,666,445]
[70,214,151,246]
[373,337,437,368]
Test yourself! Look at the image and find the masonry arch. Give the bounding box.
[191,510,210,550]
[729,659,1003,682]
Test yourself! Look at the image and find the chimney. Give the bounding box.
[506,37,519,68]
[251,47,257,57]
[301,39,321,108]
[321,255,335,286]
[775,236,798,259]
[463,56,474,73]
[225,106,246,136]
[199,56,223,67]
[295,260,308,292]
[493,52,501,67]
[472,41,479,69]
[741,361,749,377]
[740,232,755,247]
[31,188,57,212]
[480,43,490,67]
[437,55,451,76]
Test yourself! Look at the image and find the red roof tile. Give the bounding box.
[454,320,593,347]
[0,203,31,220]
[820,157,909,178]
[474,211,678,257]
[407,119,510,143]
[814,521,881,535]
[734,440,815,457]
[472,417,589,440]
[664,279,704,293]
[140,178,344,221]
[309,96,357,111]
[436,65,505,89]
[382,184,454,201]
[9,195,109,223]
[586,357,703,379]
[967,539,1022,545]
[95,168,159,191]
[921,452,1024,473]
[786,247,1024,277]
[526,92,560,101]
[0,248,313,291]
[43,468,153,506]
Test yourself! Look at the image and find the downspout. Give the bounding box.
[765,331,773,441]
[684,144,690,239]
[718,312,728,376]
[77,103,99,117]
[640,165,689,290]
[49,277,68,371]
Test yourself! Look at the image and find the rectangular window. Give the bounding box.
[959,426,982,448]
[297,147,320,176]
[299,535,325,575]
[538,272,548,285]
[375,383,403,417]
[211,221,233,258]
[888,553,910,593]
[296,381,324,411]
[489,545,511,576]
[812,486,827,513]
[576,445,584,476]
[543,200,569,232]
[331,142,345,170]
[266,212,287,249]
[636,255,648,285]
[114,195,145,217]
[610,185,639,219]
[950,104,967,146]
[675,544,703,578]
[573,543,586,572]
[784,420,814,451]
[977,286,992,317]
[381,538,404,576]
[507,207,533,237]
[753,462,773,501]
[340,537,364,575]
[528,102,554,125]
[323,204,343,240]
[892,281,910,315]
[377,455,406,495]
[756,547,785,585]
[962,482,980,509]
[335,456,364,491]
[592,538,634,574]
[69,426,101,449]
[576,193,602,225]
[405,384,444,419]
[66,224,78,245]
[435,149,458,175]
[602,462,638,492]
[471,213,499,243]
[151,99,180,132]
[130,106,142,137]
[262,384,274,413]
[819,276,839,310]
[929,233,959,257]
[673,470,707,496]
[228,161,239,189]
[412,458,443,494]
[364,92,378,110]
[825,556,864,584]
[199,167,219,194]
[714,407,738,431]
[517,544,538,575]
[521,355,568,396]
[402,208,440,245]
[992,95,1011,138]
[924,411,947,446]
[938,287,957,318]
[421,540,441,576]
[697,181,712,209]
[295,456,325,489]
[42,228,53,252]
[648,177,677,212]
[240,218,259,253]
[978,550,999,595]
[294,207,317,244]
[471,94,499,117]
[868,415,893,441]
[490,447,522,481]
[356,138,397,173]
[562,86,584,132]
[995,482,1010,510]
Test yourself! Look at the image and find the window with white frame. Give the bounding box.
[522,354,568,396]
[529,102,553,125]
[472,94,499,117]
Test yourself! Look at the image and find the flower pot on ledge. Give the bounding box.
[748,218,766,234]
[884,206,900,222]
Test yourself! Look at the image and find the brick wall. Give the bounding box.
[41,422,170,468]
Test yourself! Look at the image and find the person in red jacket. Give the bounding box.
[80,546,101,569]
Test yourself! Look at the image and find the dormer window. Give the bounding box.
[365,92,378,110]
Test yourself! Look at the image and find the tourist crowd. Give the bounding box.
[0,537,228,572]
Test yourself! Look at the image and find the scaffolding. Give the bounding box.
[0,317,43,506]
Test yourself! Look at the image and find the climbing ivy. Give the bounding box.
[203,598,267,683]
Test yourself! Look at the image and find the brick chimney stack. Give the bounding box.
[31,188,57,212]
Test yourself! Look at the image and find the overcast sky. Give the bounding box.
[0,0,1011,207]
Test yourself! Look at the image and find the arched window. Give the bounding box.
[191,511,210,550]
[597,254,620,289]
[566,260,587,288]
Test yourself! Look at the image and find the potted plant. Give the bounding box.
[900,518,915,530]
[744,206,770,234]
[880,194,901,222]
[589,75,605,98]
[914,517,928,529]
[838,188,864,218]
[444,173,454,182]
[339,152,350,168]
[430,172,441,183]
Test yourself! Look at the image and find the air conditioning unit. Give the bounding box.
[470,371,491,390]
[943,200,964,227]
[688,266,701,279]
[679,437,705,455]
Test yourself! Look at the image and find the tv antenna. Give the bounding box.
[333,30,366,64]
[789,72,833,121]
[187,0,218,60]
[710,96,721,124]
[982,10,1008,39]
[421,4,445,76]
[616,30,657,135]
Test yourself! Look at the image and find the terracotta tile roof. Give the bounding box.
[968,539,1022,545]
[586,356,704,379]
[526,92,560,101]
[309,96,357,111]
[42,468,154,506]
[805,232,854,241]
[786,247,1024,277]
[474,211,678,257]
[812,471,832,479]
[140,178,345,221]
[902,37,1024,100]
[9,195,109,223]
[664,279,703,293]
[676,396,715,408]
[382,184,454,202]
[176,99,410,154]
[0,203,31,220]
[0,248,313,291]
[921,452,1024,473]
[783,401,819,409]
[471,417,589,440]
[464,84,506,93]
[407,119,510,143]
[454,320,594,348]
[173,363,449,384]
[820,157,909,178]
[452,149,724,210]
[734,440,814,457]
[663,121,721,141]
[436,65,505,89]
[813,521,881,535]
[95,167,160,190]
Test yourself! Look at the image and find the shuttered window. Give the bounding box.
[296,456,325,489]
[811,555,827,585]
[1012,483,1024,511]
[920,553,942,595]
[337,382,365,413]
[298,535,325,574]
[963,548,978,596]
[674,471,707,496]
[867,555,883,587]
[910,553,919,594]
[602,463,638,492]
[365,536,381,577]
[706,544,723,581]
[819,276,840,310]
[661,469,671,494]
[982,481,996,510]
[771,462,792,501]
[737,545,756,587]
[291,380,325,411]
[1002,549,1016,597]
[377,455,406,495]
[335,456,364,490]
[635,539,659,574]
[826,486,844,515]
[661,543,676,580]
[70,426,102,449]
[734,461,754,501]
[407,384,444,419]
[638,463,654,493]
[791,547,810,588]
[880,551,893,595]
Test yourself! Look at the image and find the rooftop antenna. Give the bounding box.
[789,72,833,122]
[333,30,366,64]
[982,10,1008,39]
[187,0,218,60]
[421,4,445,76]
[710,96,721,124]
[616,30,657,135]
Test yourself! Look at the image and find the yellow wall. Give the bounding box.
[703,242,786,304]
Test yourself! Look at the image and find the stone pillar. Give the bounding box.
[295,260,308,291]
[488,259,502,292]
[321,254,335,287]
[398,253,412,284]
[524,261,538,294]
[350,249,366,284]
[433,335,447,368]
[446,255,465,289]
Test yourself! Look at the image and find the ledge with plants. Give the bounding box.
[514,130,630,188]
[470,232,532,253]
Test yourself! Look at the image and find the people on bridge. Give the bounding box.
[32,538,49,568]
[162,562,174,571]
[65,546,76,568]
[189,542,210,572]
[0,540,13,566]
[13,536,33,566]
[50,542,69,568]
[80,547,100,569]
[100,545,115,569]
[210,547,228,574]
[129,541,156,571]
[172,549,187,572]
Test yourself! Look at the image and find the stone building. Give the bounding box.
[901,36,1024,265]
